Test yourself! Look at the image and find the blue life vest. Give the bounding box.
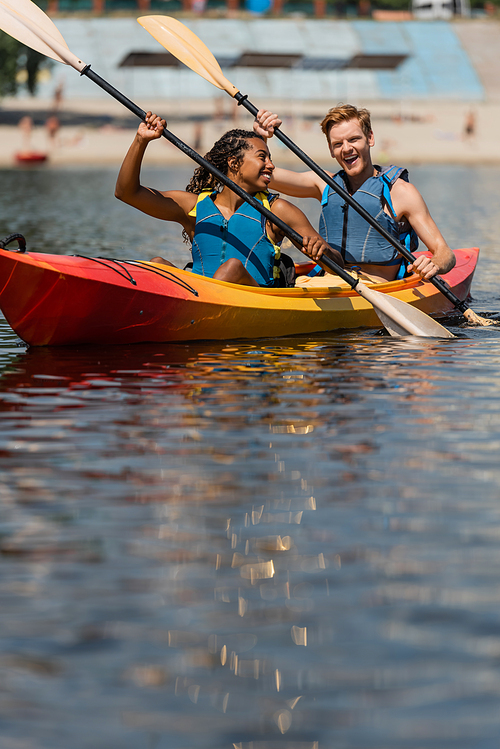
[317,165,418,273]
[189,190,281,287]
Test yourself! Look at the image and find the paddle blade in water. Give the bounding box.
[356,283,455,338]
[463,308,498,327]
[138,16,239,96]
[0,0,72,64]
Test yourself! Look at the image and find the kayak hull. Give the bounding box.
[15,152,48,164]
[0,248,478,346]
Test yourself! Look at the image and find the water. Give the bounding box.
[1,165,500,749]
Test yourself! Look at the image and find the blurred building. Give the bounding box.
[30,17,484,103]
[412,0,470,20]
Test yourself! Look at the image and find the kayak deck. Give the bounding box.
[0,247,478,346]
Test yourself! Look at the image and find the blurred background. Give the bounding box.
[0,0,498,166]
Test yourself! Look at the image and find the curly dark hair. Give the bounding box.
[185,129,264,194]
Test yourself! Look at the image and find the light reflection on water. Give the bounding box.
[1,167,500,748]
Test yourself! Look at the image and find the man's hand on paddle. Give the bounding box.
[407,254,440,280]
[254,109,282,139]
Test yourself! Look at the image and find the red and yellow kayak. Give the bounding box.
[0,247,478,346]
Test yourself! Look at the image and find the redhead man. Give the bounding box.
[254,104,455,284]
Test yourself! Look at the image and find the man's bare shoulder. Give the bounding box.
[390,178,426,217]
[390,178,421,199]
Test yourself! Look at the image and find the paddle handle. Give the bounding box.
[235,93,468,314]
[83,67,355,289]
[83,67,148,122]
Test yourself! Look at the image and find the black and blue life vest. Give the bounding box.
[315,165,418,278]
[189,190,281,287]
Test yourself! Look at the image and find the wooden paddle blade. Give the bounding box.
[356,283,455,338]
[5,0,68,42]
[463,308,499,327]
[140,16,221,71]
[138,15,239,96]
[0,0,71,63]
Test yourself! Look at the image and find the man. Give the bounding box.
[254,104,456,284]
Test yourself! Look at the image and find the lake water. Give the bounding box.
[1,164,500,749]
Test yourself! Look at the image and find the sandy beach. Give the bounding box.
[0,96,496,169]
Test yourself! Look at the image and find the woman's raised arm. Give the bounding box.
[115,112,196,229]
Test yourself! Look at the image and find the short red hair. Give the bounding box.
[320,104,372,140]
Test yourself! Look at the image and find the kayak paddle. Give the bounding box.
[137,14,493,329]
[0,0,454,337]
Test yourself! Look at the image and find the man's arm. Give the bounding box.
[254,109,328,200]
[390,180,456,279]
[267,167,328,200]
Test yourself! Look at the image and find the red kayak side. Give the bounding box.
[0,248,479,346]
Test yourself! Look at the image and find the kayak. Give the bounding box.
[14,151,48,165]
[0,245,478,346]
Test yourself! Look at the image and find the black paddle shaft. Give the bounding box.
[82,66,356,289]
[234,93,469,314]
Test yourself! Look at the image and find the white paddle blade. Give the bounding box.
[0,0,86,70]
[357,283,454,338]
[2,0,68,48]
[138,15,239,96]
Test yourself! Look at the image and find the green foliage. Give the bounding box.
[0,31,46,97]
[370,0,410,9]
[0,32,19,97]
[25,48,46,94]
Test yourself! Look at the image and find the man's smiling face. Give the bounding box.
[327,118,375,185]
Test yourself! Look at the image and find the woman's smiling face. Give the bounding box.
[229,138,275,192]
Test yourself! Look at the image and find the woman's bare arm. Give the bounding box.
[115,112,196,231]
[270,198,344,270]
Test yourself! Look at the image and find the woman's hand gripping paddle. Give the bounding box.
[0,0,453,337]
[137,14,493,330]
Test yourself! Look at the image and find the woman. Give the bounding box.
[115,113,343,287]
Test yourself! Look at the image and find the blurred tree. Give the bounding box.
[0,31,46,97]
[369,0,409,8]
